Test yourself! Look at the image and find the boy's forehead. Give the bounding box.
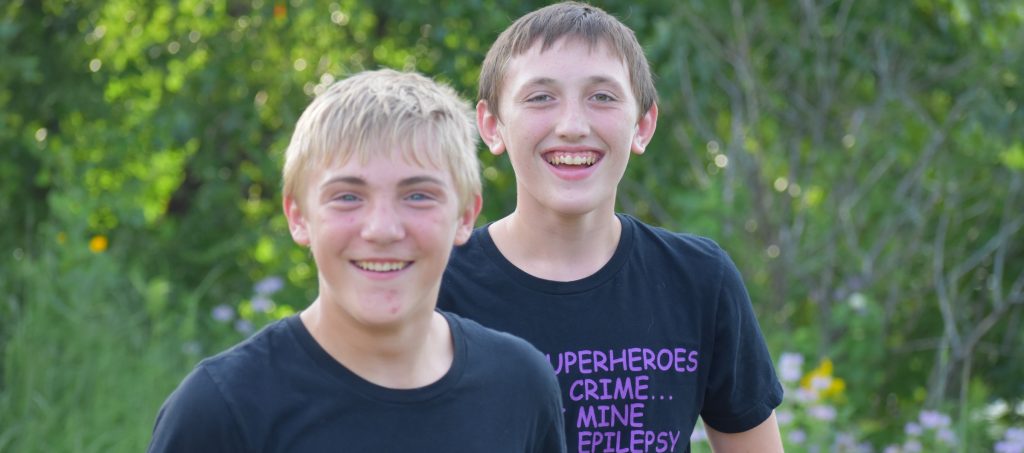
[313,145,448,178]
[503,38,630,86]
[520,36,622,62]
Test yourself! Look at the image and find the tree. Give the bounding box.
[1,0,1021,450]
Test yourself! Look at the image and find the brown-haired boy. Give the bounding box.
[440,3,784,451]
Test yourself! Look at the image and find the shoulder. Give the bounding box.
[622,214,726,260]
[200,317,294,381]
[444,311,556,382]
[446,225,491,264]
[447,311,544,359]
[148,318,299,452]
[441,226,494,282]
[618,214,754,313]
[442,311,564,422]
[620,213,735,275]
[149,357,247,451]
[172,317,307,419]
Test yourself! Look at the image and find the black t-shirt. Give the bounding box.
[439,214,783,452]
[148,311,565,452]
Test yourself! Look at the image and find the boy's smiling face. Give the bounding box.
[480,37,656,218]
[285,151,477,328]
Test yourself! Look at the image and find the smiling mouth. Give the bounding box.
[354,261,410,272]
[546,151,599,167]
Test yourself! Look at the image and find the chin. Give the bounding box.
[546,198,606,217]
[352,312,409,330]
[354,304,434,328]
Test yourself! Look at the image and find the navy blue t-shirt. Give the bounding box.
[439,214,783,452]
[148,311,565,452]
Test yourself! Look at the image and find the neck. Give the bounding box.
[300,299,452,389]
[491,207,621,282]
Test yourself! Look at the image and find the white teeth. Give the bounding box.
[355,261,409,272]
[547,154,596,166]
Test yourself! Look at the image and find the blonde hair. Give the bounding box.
[282,69,481,211]
[479,1,657,120]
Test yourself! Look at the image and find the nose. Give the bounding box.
[361,201,405,243]
[555,100,589,140]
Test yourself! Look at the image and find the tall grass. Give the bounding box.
[0,240,212,453]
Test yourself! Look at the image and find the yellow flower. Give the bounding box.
[800,358,846,400]
[57,232,67,245]
[89,235,108,253]
[825,378,847,399]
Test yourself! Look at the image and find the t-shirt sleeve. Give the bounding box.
[535,367,567,453]
[700,248,784,433]
[147,366,247,453]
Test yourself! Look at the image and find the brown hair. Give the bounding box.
[478,1,657,119]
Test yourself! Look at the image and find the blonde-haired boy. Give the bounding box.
[149,69,565,452]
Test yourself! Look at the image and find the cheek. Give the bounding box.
[408,214,454,239]
[505,114,547,137]
[310,214,359,245]
[595,120,635,149]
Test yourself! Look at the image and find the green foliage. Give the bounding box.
[0,231,204,452]
[2,0,1022,451]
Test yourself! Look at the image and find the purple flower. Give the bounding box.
[1006,428,1024,443]
[904,422,922,437]
[810,375,832,392]
[254,276,284,295]
[882,445,901,453]
[937,428,956,446]
[778,352,804,383]
[251,294,274,313]
[834,432,856,448]
[902,439,922,453]
[212,304,235,322]
[690,425,707,442]
[788,429,807,445]
[234,319,254,335]
[918,410,951,429]
[996,440,1024,453]
[809,404,837,421]
[794,388,817,404]
[996,428,1024,453]
[776,409,794,425]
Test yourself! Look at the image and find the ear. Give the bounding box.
[454,194,482,246]
[631,102,659,155]
[283,196,311,246]
[477,100,506,156]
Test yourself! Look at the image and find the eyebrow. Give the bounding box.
[319,175,447,189]
[398,175,447,187]
[523,77,558,88]
[520,75,625,91]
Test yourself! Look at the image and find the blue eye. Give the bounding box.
[526,94,553,103]
[593,93,616,102]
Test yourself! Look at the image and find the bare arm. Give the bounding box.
[705,411,784,453]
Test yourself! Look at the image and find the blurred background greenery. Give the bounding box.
[1,0,1022,451]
